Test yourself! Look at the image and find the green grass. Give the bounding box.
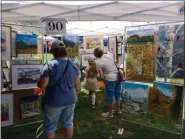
[2,90,182,139]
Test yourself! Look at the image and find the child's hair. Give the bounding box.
[87,59,98,78]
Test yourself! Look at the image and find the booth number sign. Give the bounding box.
[45,18,66,35]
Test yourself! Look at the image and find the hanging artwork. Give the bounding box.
[117,43,122,55]
[1,94,14,127]
[148,81,183,121]
[20,95,40,119]
[81,54,95,67]
[84,36,103,53]
[156,24,185,79]
[62,35,79,58]
[12,64,43,90]
[12,31,17,57]
[1,26,11,60]
[121,82,149,115]
[108,36,117,62]
[103,38,108,53]
[126,43,154,81]
[79,36,84,49]
[16,34,38,54]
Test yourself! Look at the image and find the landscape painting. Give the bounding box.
[108,36,117,62]
[63,35,79,57]
[2,26,11,60]
[1,94,14,127]
[121,82,149,115]
[16,34,38,54]
[126,43,154,81]
[82,54,95,67]
[12,65,43,90]
[127,29,154,44]
[148,81,183,122]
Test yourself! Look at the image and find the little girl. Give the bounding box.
[84,59,99,108]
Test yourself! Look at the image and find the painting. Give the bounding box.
[108,36,117,62]
[79,36,84,49]
[84,36,103,53]
[81,54,95,67]
[20,95,40,119]
[103,38,108,53]
[1,94,14,127]
[16,34,38,54]
[148,81,183,122]
[12,65,43,90]
[127,29,154,44]
[121,82,149,115]
[1,26,11,60]
[62,35,79,58]
[12,31,17,57]
[117,43,122,55]
[126,43,154,81]
[156,24,185,79]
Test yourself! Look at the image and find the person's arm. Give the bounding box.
[98,67,104,79]
[75,75,80,95]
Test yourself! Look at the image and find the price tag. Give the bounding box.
[45,18,66,35]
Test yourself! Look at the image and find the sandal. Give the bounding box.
[102,112,114,118]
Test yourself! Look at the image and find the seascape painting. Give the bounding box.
[121,82,149,115]
[108,36,117,62]
[63,35,79,57]
[148,81,183,122]
[126,43,154,81]
[127,29,154,44]
[16,34,38,54]
[2,26,11,60]
[12,65,43,90]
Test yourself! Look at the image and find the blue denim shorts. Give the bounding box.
[104,80,121,104]
[44,103,75,133]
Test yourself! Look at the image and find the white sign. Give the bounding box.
[45,18,66,35]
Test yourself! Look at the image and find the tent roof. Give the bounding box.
[2,1,184,22]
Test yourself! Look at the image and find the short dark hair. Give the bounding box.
[50,46,67,58]
[94,48,103,58]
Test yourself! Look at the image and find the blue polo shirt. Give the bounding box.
[41,58,80,107]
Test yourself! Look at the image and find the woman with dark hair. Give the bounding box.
[94,48,121,118]
[37,40,80,139]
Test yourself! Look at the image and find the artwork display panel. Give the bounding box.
[12,65,43,90]
[1,94,14,127]
[126,43,154,81]
[148,81,183,122]
[108,36,117,62]
[121,82,149,115]
[81,54,95,67]
[12,31,17,57]
[62,35,79,58]
[1,26,11,60]
[79,36,84,49]
[16,34,38,54]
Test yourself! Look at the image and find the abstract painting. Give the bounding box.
[148,81,183,121]
[103,38,108,53]
[84,36,103,53]
[1,94,14,127]
[127,29,154,44]
[16,34,38,54]
[121,82,149,115]
[12,65,43,90]
[81,54,95,67]
[156,24,185,79]
[63,35,79,57]
[20,95,40,119]
[126,43,154,81]
[79,36,84,49]
[108,36,117,62]
[1,26,11,60]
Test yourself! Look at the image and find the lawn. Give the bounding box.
[2,88,182,139]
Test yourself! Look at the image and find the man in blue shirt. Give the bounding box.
[37,40,80,139]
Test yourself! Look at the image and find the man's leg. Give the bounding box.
[64,128,73,139]
[44,132,55,139]
[115,82,121,113]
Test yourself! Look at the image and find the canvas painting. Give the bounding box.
[103,38,108,53]
[81,54,95,67]
[12,65,43,90]
[121,82,149,115]
[63,35,79,58]
[127,29,154,44]
[20,95,40,119]
[156,24,185,79]
[84,36,103,53]
[148,81,183,121]
[117,43,122,55]
[79,36,84,49]
[12,31,17,57]
[1,26,11,60]
[108,36,117,62]
[1,94,14,127]
[16,34,38,54]
[126,43,154,81]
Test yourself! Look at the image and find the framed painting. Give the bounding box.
[12,64,43,90]
[121,82,149,115]
[2,26,12,60]
[1,94,14,127]
[117,43,122,55]
[108,36,117,62]
[16,34,38,54]
[62,35,79,58]
[84,36,103,53]
[12,31,17,57]
[81,54,95,67]
[79,36,84,49]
